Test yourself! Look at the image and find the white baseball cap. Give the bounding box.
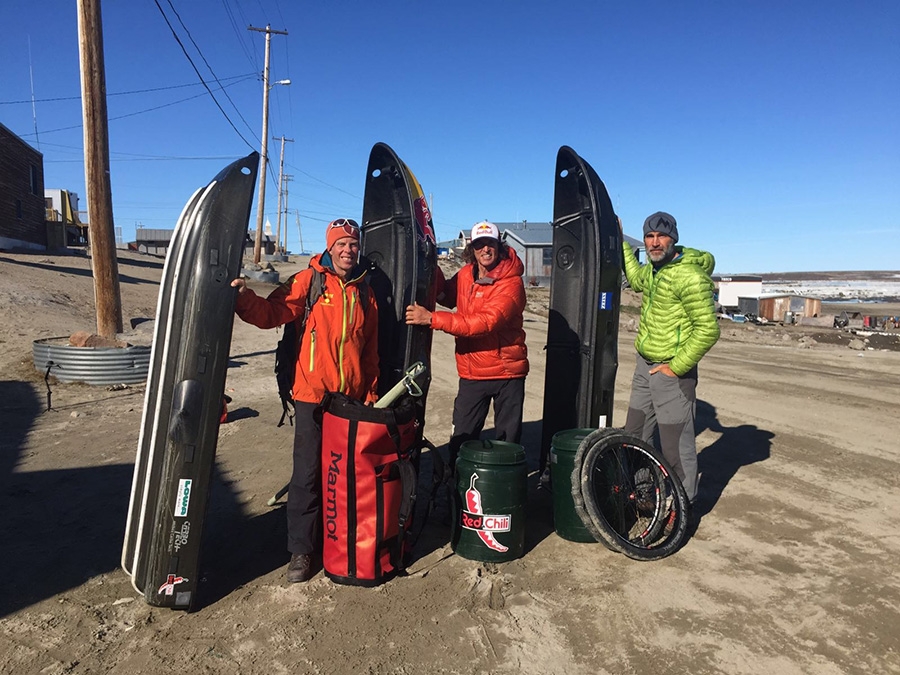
[470,220,499,242]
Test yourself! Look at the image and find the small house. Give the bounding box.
[757,295,822,323]
[499,221,643,287]
[713,275,763,311]
[0,123,46,250]
[133,227,175,255]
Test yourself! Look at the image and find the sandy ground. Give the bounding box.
[1,248,899,675]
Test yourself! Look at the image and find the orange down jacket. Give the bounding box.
[431,247,529,380]
[234,254,379,404]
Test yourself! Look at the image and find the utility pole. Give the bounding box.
[295,211,304,255]
[77,0,122,338]
[281,174,293,254]
[273,135,293,255]
[248,24,288,264]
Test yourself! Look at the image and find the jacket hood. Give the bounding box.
[672,246,716,276]
[480,246,525,281]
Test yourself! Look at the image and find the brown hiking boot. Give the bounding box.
[286,553,313,583]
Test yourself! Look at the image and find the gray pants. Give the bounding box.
[624,357,699,502]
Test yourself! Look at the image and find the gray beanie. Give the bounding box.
[643,211,678,243]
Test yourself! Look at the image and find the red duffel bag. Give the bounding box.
[318,392,419,586]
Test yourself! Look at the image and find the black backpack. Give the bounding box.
[274,266,368,426]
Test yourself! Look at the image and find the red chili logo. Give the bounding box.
[462,473,509,552]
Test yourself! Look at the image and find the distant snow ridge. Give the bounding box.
[762,280,900,301]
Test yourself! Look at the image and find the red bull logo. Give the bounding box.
[413,196,436,244]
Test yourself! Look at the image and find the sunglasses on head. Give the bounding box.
[329,218,360,237]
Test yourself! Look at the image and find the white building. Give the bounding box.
[713,275,763,310]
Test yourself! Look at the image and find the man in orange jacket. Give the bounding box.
[406,221,528,467]
[231,218,379,582]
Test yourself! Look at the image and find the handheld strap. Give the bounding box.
[277,269,325,428]
[393,455,419,573]
[406,438,449,550]
[278,398,294,427]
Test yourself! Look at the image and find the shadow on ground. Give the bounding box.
[0,378,287,616]
[695,399,773,518]
[1,256,158,286]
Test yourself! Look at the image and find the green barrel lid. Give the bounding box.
[551,428,598,452]
[459,439,526,465]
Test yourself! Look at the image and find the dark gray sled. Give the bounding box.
[540,146,622,472]
[361,142,437,401]
[121,152,258,609]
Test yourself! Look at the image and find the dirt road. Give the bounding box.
[1,250,899,675]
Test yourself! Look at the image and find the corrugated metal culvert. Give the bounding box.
[33,337,151,385]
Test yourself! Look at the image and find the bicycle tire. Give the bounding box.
[571,429,689,561]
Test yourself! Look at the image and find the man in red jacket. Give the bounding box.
[406,221,529,467]
[231,218,379,583]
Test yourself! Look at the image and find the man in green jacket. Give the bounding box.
[621,211,719,506]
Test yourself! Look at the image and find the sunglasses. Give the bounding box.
[330,218,359,233]
[472,238,497,250]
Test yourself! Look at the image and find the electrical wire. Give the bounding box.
[285,162,362,200]
[0,73,255,105]
[152,0,255,150]
[22,78,252,138]
[162,0,259,143]
[220,0,257,70]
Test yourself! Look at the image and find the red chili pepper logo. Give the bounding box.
[157,574,188,596]
[462,473,509,552]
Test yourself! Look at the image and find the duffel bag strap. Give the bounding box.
[385,408,403,451]
[406,439,449,551]
[393,456,418,573]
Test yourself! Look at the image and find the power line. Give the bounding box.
[0,73,255,105]
[220,0,257,69]
[20,78,251,137]
[284,161,362,200]
[46,155,242,163]
[152,0,255,150]
[162,0,259,143]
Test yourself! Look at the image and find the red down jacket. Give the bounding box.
[432,247,529,380]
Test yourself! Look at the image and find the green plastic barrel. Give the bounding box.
[451,440,527,562]
[551,429,598,543]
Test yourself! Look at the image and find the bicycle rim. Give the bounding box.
[579,433,689,560]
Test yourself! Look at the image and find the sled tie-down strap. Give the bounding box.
[401,438,447,564]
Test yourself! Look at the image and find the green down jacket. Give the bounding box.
[622,242,720,376]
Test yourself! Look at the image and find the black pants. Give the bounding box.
[449,377,526,465]
[288,400,321,555]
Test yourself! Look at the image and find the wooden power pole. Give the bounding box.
[77,0,122,338]
[273,135,293,255]
[281,174,293,254]
[249,25,288,264]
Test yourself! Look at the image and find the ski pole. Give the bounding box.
[374,361,426,409]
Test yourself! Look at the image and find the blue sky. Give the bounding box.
[1,1,897,273]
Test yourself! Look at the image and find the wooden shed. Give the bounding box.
[757,295,822,322]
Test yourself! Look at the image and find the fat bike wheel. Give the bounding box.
[571,429,689,561]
